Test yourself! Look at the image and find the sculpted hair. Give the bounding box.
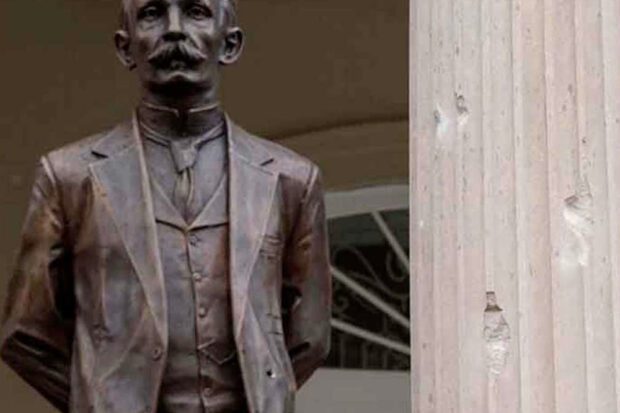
[119,0,239,31]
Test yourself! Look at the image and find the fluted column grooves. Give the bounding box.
[410,0,620,411]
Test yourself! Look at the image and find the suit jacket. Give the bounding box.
[0,114,332,413]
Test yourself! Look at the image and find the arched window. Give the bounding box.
[324,185,410,371]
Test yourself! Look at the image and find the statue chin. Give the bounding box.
[160,70,196,84]
[148,71,210,97]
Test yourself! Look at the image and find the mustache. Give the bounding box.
[147,42,207,67]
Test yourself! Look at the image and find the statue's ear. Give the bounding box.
[114,30,137,70]
[219,27,244,65]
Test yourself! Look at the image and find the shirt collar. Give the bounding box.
[138,109,225,173]
[137,99,224,139]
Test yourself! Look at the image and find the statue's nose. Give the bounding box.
[164,8,186,41]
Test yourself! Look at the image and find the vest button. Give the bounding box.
[189,234,199,245]
[193,272,202,282]
[152,347,163,360]
[198,307,207,318]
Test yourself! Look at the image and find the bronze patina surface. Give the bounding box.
[0,1,332,412]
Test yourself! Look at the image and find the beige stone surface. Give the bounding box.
[411,0,620,411]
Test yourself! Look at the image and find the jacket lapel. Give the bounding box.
[89,116,168,343]
[227,118,279,340]
[85,114,277,360]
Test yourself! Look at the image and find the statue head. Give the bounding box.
[114,0,244,107]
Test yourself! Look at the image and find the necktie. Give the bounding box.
[171,140,197,220]
[169,124,224,221]
[139,117,224,221]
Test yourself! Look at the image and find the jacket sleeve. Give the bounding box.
[0,156,75,413]
[282,165,332,389]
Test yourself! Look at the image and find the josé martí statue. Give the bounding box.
[0,1,332,412]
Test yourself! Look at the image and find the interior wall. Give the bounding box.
[283,120,408,190]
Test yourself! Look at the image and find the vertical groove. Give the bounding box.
[430,0,441,407]
[431,0,460,408]
[411,0,436,410]
[578,0,617,409]
[540,1,559,411]
[453,0,487,409]
[541,1,556,405]
[481,0,492,296]
[490,0,520,411]
[600,0,620,408]
[511,0,528,410]
[596,0,620,408]
[430,0,440,407]
[480,1,493,409]
[572,0,592,409]
[600,0,620,409]
[575,1,592,406]
[544,0,587,410]
[453,0,467,411]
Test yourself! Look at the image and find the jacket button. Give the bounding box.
[152,347,163,360]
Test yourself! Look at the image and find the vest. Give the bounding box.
[149,167,248,413]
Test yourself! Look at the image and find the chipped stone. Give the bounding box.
[561,178,593,268]
[434,104,453,149]
[455,94,470,132]
[484,292,510,377]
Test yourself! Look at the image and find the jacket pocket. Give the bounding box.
[199,340,238,365]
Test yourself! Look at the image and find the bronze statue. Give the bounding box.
[0,1,332,412]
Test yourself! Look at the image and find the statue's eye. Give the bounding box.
[139,5,163,21]
[187,5,212,20]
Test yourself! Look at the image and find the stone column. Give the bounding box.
[410,0,620,412]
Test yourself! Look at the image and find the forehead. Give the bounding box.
[124,0,223,12]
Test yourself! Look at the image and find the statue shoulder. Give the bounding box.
[238,129,320,189]
[44,121,129,185]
